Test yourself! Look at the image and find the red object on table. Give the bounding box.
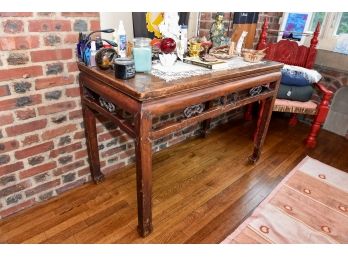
[160,38,176,54]
[150,38,162,48]
[103,44,113,48]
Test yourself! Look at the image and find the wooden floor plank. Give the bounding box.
[165,133,301,243]
[1,116,347,243]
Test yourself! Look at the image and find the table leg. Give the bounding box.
[201,100,215,138]
[249,96,275,163]
[134,111,153,237]
[82,104,105,183]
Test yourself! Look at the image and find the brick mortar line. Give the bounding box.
[0,102,81,128]
[0,59,77,72]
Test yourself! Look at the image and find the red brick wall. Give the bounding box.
[198,12,283,48]
[0,12,105,219]
[314,66,348,97]
[253,12,283,47]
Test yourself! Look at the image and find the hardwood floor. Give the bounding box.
[1,116,347,243]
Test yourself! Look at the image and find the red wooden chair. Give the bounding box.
[245,19,333,148]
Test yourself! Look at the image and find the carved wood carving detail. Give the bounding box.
[249,86,263,96]
[99,97,116,113]
[183,104,204,118]
[258,20,320,69]
[227,93,238,104]
[266,40,309,67]
[219,96,227,105]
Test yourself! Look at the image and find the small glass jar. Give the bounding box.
[133,37,152,72]
[113,58,135,80]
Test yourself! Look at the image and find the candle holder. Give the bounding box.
[188,42,203,58]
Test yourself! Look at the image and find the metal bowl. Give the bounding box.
[95,48,118,70]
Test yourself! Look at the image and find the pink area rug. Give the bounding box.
[222,156,348,243]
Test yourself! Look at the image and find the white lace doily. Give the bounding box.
[150,57,265,82]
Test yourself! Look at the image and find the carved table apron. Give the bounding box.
[77,61,283,237]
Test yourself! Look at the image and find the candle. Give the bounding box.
[133,47,152,72]
[133,38,152,72]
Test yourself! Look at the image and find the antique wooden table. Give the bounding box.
[78,61,283,237]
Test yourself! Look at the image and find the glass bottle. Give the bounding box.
[133,37,152,72]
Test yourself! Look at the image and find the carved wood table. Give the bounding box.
[78,61,283,237]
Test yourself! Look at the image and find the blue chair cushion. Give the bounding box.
[277,84,314,102]
[280,65,322,87]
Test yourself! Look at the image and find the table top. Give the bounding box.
[78,61,283,102]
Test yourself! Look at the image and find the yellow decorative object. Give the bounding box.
[188,42,203,57]
[146,12,164,38]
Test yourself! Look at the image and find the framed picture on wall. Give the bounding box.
[132,12,190,39]
[278,12,313,44]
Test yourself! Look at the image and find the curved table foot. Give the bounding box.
[248,154,260,164]
[93,173,105,184]
[138,224,153,238]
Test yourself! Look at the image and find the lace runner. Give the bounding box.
[150,57,265,82]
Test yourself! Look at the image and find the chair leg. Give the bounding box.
[244,103,254,121]
[305,117,321,148]
[289,113,298,127]
[305,101,330,148]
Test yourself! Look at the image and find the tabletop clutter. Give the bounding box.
[77,12,267,81]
